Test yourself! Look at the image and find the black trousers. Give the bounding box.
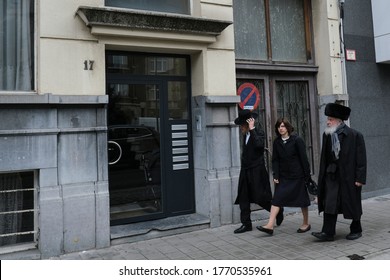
[239,183,271,226]
[322,213,362,236]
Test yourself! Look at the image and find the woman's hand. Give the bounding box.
[273,179,279,184]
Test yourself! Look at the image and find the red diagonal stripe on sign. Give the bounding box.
[242,86,256,106]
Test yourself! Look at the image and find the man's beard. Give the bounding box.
[324,125,337,135]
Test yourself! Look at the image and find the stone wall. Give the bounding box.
[0,94,110,258]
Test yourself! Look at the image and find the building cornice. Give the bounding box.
[76,6,232,36]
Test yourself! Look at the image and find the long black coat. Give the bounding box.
[234,128,272,207]
[317,125,367,220]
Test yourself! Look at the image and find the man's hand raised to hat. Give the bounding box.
[247,118,255,130]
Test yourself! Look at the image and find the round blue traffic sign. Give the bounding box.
[237,83,260,110]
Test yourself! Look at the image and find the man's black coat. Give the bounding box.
[317,125,367,220]
[234,128,272,207]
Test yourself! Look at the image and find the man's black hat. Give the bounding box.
[325,103,351,121]
[234,109,258,125]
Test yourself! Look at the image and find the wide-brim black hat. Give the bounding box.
[325,103,351,121]
[234,109,258,125]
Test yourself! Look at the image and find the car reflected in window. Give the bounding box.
[107,125,161,222]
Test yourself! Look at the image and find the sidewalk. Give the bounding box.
[53,194,390,260]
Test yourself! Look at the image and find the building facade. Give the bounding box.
[342,0,390,198]
[0,0,388,259]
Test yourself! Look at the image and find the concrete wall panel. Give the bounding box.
[0,135,57,172]
[62,183,96,253]
[58,108,97,128]
[0,109,57,130]
[58,133,98,185]
[39,185,64,258]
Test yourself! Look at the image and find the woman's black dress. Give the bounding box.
[271,134,310,207]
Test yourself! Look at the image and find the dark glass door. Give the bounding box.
[106,52,195,225]
[107,83,163,224]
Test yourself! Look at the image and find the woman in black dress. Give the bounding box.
[257,118,311,235]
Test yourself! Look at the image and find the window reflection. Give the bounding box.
[105,0,190,15]
[168,81,188,120]
[107,55,187,76]
[107,83,162,222]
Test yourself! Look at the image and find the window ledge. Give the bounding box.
[236,61,319,73]
[0,93,108,105]
[76,6,232,42]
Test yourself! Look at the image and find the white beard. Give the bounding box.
[324,125,337,135]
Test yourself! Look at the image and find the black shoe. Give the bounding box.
[256,226,274,235]
[276,207,284,226]
[297,224,311,233]
[234,224,252,234]
[311,231,334,241]
[346,232,362,240]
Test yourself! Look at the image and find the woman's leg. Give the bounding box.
[262,205,280,229]
[300,207,310,228]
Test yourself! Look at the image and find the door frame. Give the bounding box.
[269,74,320,176]
[236,72,320,177]
[105,51,195,224]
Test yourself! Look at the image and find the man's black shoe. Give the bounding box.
[311,231,334,241]
[346,232,362,240]
[276,207,284,226]
[234,224,252,234]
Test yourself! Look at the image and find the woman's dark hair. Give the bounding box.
[274,118,294,136]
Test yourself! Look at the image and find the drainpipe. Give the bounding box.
[339,0,349,107]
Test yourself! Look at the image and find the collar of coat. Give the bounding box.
[277,134,298,144]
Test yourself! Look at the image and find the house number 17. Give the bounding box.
[84,60,94,70]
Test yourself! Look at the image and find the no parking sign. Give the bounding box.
[237,83,260,110]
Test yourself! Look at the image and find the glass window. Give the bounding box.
[270,0,307,63]
[106,54,187,76]
[233,0,311,63]
[0,0,34,91]
[105,0,190,15]
[168,81,188,120]
[0,171,36,246]
[233,0,267,61]
[276,81,314,170]
[107,83,162,222]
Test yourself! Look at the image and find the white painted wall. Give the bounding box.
[312,0,344,96]
[38,0,104,95]
[37,0,236,97]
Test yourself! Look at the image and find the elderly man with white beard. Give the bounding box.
[312,103,367,241]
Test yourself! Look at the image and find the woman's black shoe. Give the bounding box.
[297,224,311,233]
[256,226,274,235]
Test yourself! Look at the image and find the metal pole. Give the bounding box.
[339,0,349,107]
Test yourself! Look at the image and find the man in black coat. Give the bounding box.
[233,110,283,233]
[312,103,367,241]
